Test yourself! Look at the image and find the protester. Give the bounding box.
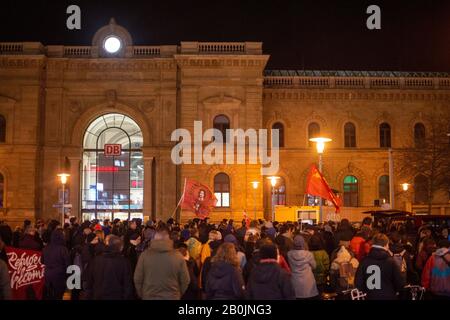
[41,229,71,300]
[416,237,437,275]
[246,242,295,300]
[177,243,201,300]
[0,258,11,300]
[134,227,190,300]
[205,242,245,300]
[309,234,330,293]
[421,239,450,299]
[19,225,42,251]
[84,235,133,300]
[287,235,319,299]
[355,233,406,300]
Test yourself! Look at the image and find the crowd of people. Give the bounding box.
[0,215,449,300]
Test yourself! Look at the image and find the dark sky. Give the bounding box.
[2,0,450,71]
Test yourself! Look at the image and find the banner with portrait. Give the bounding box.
[180,178,217,219]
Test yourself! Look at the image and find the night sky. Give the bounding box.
[1,0,450,71]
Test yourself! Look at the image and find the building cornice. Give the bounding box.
[263,88,450,100]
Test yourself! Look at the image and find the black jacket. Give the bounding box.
[205,261,245,300]
[355,247,406,300]
[246,261,295,300]
[84,249,134,300]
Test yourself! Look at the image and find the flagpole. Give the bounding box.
[318,153,323,223]
[172,178,187,222]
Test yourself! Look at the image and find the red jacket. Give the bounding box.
[422,248,450,297]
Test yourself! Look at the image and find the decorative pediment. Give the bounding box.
[202,94,242,110]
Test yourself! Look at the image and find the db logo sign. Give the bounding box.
[104,144,122,156]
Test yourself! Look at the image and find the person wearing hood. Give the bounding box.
[246,243,295,300]
[350,226,370,261]
[42,228,71,300]
[287,235,319,299]
[329,229,359,297]
[19,225,42,251]
[355,233,405,300]
[205,242,245,300]
[134,227,189,300]
[389,231,418,285]
[422,239,450,299]
[84,235,133,300]
[308,234,330,293]
[185,228,203,267]
[224,234,247,269]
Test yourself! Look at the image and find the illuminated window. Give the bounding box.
[343,175,358,207]
[82,114,143,221]
[214,173,230,207]
[272,176,286,206]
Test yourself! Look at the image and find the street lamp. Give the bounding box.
[57,173,70,225]
[401,183,410,192]
[251,181,259,221]
[309,137,332,222]
[267,176,279,222]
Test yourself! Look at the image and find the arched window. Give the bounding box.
[308,122,320,147]
[414,123,426,148]
[344,122,356,148]
[82,114,144,222]
[214,173,230,207]
[414,174,429,204]
[213,115,230,143]
[272,122,285,148]
[272,176,286,206]
[379,123,391,148]
[0,115,6,143]
[343,175,359,207]
[378,175,390,202]
[0,173,4,208]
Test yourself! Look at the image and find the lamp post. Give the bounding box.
[268,176,279,222]
[309,137,332,223]
[251,181,259,221]
[401,183,410,192]
[57,173,70,226]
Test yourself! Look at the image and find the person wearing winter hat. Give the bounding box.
[287,235,319,299]
[246,243,295,300]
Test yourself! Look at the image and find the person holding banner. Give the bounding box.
[0,258,11,300]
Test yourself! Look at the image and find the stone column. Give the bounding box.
[143,156,154,221]
[68,157,81,220]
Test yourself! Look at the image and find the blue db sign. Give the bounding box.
[104,144,121,156]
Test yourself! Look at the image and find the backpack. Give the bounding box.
[332,247,357,290]
[393,250,407,274]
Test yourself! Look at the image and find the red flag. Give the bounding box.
[5,246,45,300]
[243,210,250,228]
[306,164,341,213]
[180,178,217,219]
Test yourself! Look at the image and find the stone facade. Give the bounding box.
[0,21,449,225]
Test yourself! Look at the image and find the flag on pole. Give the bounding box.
[243,210,250,228]
[180,178,217,219]
[306,164,342,213]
